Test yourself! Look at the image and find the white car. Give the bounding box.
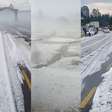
[89,27,96,36]
[87,26,97,36]
[103,27,110,33]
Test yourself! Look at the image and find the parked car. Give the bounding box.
[89,27,96,36]
[103,27,110,33]
[109,26,112,31]
[86,26,98,36]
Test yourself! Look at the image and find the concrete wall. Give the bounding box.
[17,10,31,29]
[0,9,31,32]
[0,9,16,25]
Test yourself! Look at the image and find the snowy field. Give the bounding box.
[31,18,81,112]
[81,31,112,111]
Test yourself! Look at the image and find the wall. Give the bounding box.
[0,9,16,25]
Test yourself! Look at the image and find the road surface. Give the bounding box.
[0,30,31,112]
[32,34,81,112]
[0,32,16,112]
[81,32,112,111]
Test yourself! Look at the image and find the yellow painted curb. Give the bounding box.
[80,87,97,109]
[22,70,31,90]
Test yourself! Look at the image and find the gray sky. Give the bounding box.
[82,0,112,5]
[0,0,30,10]
[32,0,80,18]
[82,0,112,15]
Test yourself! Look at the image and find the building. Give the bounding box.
[0,4,18,24]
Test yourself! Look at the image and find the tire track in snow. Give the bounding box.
[81,37,112,76]
[34,41,79,69]
[33,43,69,68]
[81,35,111,57]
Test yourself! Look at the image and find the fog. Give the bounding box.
[0,0,30,10]
[0,9,31,33]
[32,0,80,38]
[32,0,79,17]
[32,0,81,112]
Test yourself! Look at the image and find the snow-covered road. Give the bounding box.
[81,32,112,57]
[81,32,112,80]
[32,34,81,112]
[3,32,29,112]
[81,32,112,111]
[0,30,30,112]
[0,32,16,112]
[90,67,112,112]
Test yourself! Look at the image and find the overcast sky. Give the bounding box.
[32,0,80,18]
[81,0,112,15]
[0,0,30,10]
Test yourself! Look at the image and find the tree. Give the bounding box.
[91,8,101,17]
[109,16,112,25]
[100,14,110,26]
[81,6,89,18]
[81,6,90,25]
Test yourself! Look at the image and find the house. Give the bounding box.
[0,4,18,24]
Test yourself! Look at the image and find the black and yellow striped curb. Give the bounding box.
[18,64,31,90]
[80,87,97,109]
[22,69,31,90]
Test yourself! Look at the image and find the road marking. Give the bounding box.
[80,87,97,109]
